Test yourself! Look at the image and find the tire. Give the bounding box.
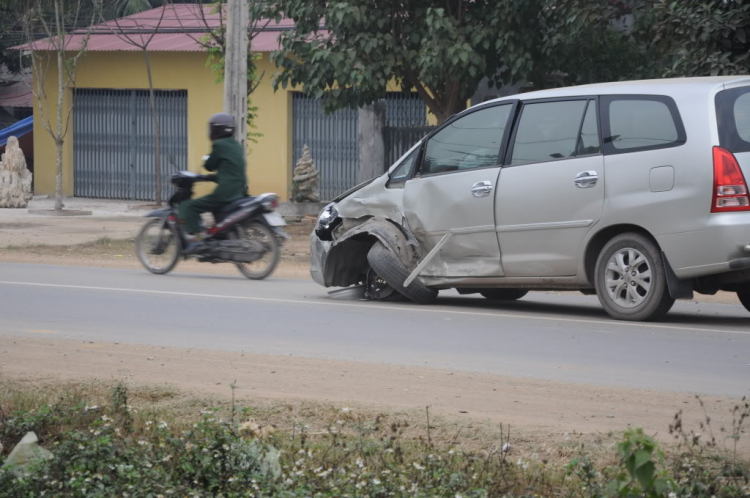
[367,242,438,305]
[594,233,675,321]
[738,287,750,313]
[365,267,403,301]
[135,218,181,275]
[234,221,280,280]
[480,289,529,301]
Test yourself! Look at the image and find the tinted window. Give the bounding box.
[577,101,601,155]
[423,104,511,175]
[389,148,418,184]
[604,97,685,152]
[511,100,588,165]
[736,93,750,142]
[716,87,750,153]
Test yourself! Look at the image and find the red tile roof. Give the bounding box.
[0,82,32,108]
[16,4,310,53]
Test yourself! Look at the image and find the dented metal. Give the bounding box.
[335,175,404,221]
[403,233,452,287]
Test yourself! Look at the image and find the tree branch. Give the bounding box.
[402,65,445,123]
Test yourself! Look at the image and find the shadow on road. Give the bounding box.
[431,294,749,329]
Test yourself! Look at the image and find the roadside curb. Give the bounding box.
[28,209,93,217]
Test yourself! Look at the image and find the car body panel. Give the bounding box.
[403,167,504,278]
[495,155,604,277]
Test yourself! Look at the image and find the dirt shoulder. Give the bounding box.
[0,215,314,279]
[1,334,747,455]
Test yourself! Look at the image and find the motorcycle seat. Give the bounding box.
[216,196,257,215]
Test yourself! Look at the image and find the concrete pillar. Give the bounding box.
[224,0,249,153]
[357,100,386,183]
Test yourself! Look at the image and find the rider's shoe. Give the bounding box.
[183,234,206,254]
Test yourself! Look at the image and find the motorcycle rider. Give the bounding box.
[180,112,247,252]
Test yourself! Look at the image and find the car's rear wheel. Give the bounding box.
[737,287,750,313]
[366,242,438,305]
[480,289,529,301]
[594,233,674,321]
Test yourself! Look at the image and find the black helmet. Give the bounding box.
[208,112,235,141]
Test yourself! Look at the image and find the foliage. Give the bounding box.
[635,0,750,78]
[2,384,749,497]
[271,0,643,123]
[0,385,281,496]
[606,428,672,496]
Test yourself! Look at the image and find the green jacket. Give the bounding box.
[204,137,247,202]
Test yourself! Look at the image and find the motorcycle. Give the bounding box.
[135,170,287,280]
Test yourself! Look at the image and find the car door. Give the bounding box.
[495,98,605,277]
[402,102,516,278]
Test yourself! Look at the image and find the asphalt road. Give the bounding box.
[1,262,748,397]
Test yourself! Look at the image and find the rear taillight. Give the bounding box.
[712,146,750,212]
[270,198,279,209]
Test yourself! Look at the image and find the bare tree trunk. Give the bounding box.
[54,0,64,211]
[143,49,162,205]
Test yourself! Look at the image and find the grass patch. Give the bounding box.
[0,379,748,496]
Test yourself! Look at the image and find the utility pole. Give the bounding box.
[223,0,249,153]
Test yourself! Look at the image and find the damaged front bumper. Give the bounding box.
[310,215,422,289]
[310,231,330,287]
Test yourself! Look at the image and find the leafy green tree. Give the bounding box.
[636,0,750,77]
[271,0,643,123]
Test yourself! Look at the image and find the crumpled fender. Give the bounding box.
[322,217,420,288]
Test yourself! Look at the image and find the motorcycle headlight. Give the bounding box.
[315,203,340,240]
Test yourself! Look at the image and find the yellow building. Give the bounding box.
[28,5,428,202]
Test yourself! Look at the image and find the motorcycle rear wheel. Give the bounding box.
[136,218,181,275]
[234,221,280,280]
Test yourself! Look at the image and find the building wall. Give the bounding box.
[31,49,436,201]
[32,51,295,200]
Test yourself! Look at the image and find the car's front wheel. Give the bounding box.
[594,233,674,321]
[367,242,438,305]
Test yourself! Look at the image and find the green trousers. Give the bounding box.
[178,195,229,234]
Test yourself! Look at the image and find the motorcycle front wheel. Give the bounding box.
[233,221,280,280]
[135,218,181,275]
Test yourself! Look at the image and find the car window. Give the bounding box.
[716,87,750,154]
[511,100,588,165]
[608,99,678,150]
[388,148,418,184]
[577,101,601,156]
[422,104,511,175]
[735,92,750,142]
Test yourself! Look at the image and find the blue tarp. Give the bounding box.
[0,116,33,148]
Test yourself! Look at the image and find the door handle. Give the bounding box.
[471,181,493,198]
[574,171,598,188]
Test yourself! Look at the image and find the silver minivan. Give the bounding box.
[310,77,750,321]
